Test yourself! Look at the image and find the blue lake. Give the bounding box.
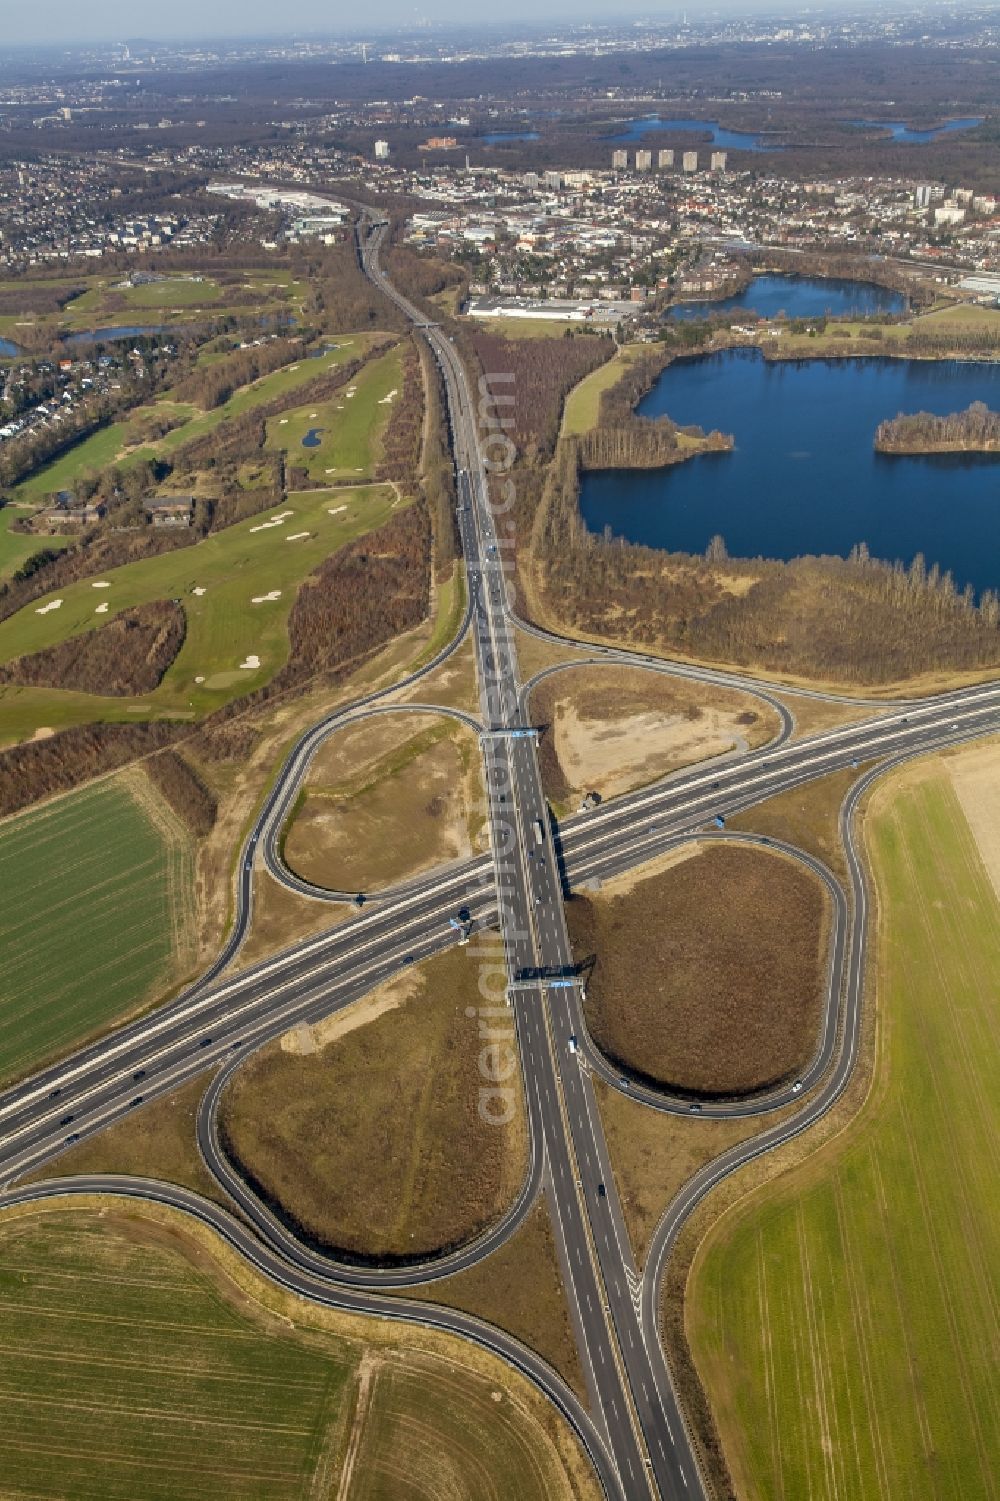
[668,274,907,322]
[0,336,20,357]
[65,324,167,345]
[845,117,982,144]
[579,351,1000,595]
[605,116,773,151]
[302,427,324,448]
[480,130,539,144]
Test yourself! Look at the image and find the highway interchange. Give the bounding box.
[2,217,1000,1500]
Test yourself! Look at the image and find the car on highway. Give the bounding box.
[597,1182,607,1198]
[792,1079,803,1093]
[568,1035,578,1054]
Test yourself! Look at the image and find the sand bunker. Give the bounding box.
[194,675,205,684]
[191,586,206,596]
[31,726,55,741]
[249,510,294,534]
[251,590,282,603]
[239,654,261,671]
[91,581,111,589]
[378,388,399,405]
[328,505,347,515]
[279,417,289,425]
[35,599,62,615]
[95,602,109,614]
[286,531,310,541]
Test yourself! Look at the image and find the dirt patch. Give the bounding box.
[284,721,483,892]
[30,726,55,741]
[530,665,778,809]
[308,711,443,786]
[568,842,830,1097]
[281,970,422,1054]
[947,737,1000,902]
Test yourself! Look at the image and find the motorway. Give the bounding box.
[2,216,1000,1499]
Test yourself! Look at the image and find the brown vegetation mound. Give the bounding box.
[568,844,828,1096]
[218,947,526,1263]
[0,601,185,697]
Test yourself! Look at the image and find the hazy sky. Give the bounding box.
[0,1,723,47]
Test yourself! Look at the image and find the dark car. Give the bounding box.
[59,1114,74,1126]
[597,1182,607,1199]
[132,1069,146,1081]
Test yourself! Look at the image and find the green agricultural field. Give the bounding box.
[0,484,399,742]
[266,344,403,481]
[0,1209,354,1500]
[0,1204,592,1501]
[350,1362,569,1501]
[0,774,194,1082]
[690,764,1000,1501]
[13,337,384,501]
[0,505,70,581]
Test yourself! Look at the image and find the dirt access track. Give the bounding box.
[528,663,781,810]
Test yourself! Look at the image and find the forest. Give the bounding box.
[0,601,185,697]
[875,401,1000,453]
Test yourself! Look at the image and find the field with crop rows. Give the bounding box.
[690,760,1000,1501]
[0,1209,353,1499]
[0,773,193,1081]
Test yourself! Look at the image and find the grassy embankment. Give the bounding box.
[13,337,380,502]
[764,298,1000,359]
[568,843,829,1096]
[219,941,528,1262]
[283,712,484,893]
[0,1202,596,1501]
[561,344,646,436]
[0,772,194,1083]
[0,483,399,744]
[690,753,1000,1501]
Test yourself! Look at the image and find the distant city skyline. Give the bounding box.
[0,0,914,48]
